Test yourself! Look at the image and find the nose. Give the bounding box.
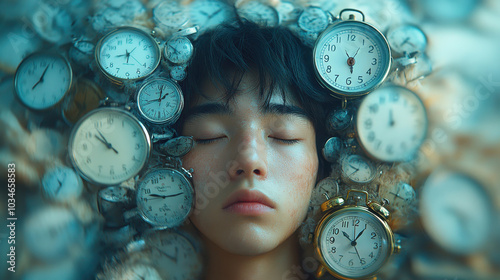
[229,130,268,180]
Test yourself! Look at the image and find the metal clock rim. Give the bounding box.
[136,167,195,229]
[354,85,429,162]
[95,26,161,84]
[136,77,185,125]
[68,107,152,186]
[312,20,392,99]
[313,206,395,280]
[340,154,378,184]
[14,51,74,111]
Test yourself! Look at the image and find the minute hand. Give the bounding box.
[354,224,367,242]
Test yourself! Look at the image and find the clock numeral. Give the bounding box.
[358,76,363,83]
[122,164,127,171]
[326,66,332,73]
[86,157,91,164]
[82,143,88,151]
[144,188,151,194]
[324,55,329,62]
[109,62,113,68]
[349,259,354,266]
[371,58,377,65]
[146,55,150,59]
[327,44,336,52]
[336,35,341,43]
[334,74,339,82]
[369,252,374,258]
[365,118,373,130]
[137,68,141,74]
[366,68,372,75]
[329,236,335,244]
[360,258,366,265]
[126,38,133,44]
[143,44,148,50]
[368,45,374,53]
[331,247,337,253]
[135,143,140,150]
[374,140,382,150]
[391,93,399,102]
[367,131,375,142]
[108,46,116,51]
[110,168,115,176]
[369,104,379,114]
[333,228,340,235]
[151,178,159,184]
[353,219,360,227]
[142,63,147,68]
[346,77,352,85]
[386,145,394,155]
[126,72,130,77]
[107,117,114,124]
[371,232,377,239]
[132,131,137,137]
[117,40,122,45]
[373,242,379,249]
[341,221,349,228]
[347,34,356,41]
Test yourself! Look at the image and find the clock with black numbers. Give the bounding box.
[313,10,391,98]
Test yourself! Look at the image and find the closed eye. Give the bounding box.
[269,136,300,145]
[194,137,226,144]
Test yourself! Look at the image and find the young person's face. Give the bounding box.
[181,71,318,255]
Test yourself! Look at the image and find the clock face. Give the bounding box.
[14,52,72,110]
[164,36,193,65]
[356,86,428,162]
[137,78,184,124]
[96,27,160,81]
[159,136,194,157]
[341,154,377,184]
[236,1,279,27]
[188,0,235,31]
[420,170,494,254]
[153,1,189,29]
[387,24,427,56]
[311,177,339,206]
[313,21,391,97]
[298,6,329,33]
[41,166,83,201]
[318,208,392,279]
[327,108,353,132]
[69,108,151,186]
[137,168,193,228]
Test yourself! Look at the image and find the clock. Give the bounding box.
[355,85,428,162]
[386,24,428,57]
[152,1,189,33]
[68,107,151,186]
[322,137,343,163]
[14,52,73,110]
[157,136,194,157]
[41,165,84,202]
[340,154,378,184]
[136,168,194,229]
[188,0,235,32]
[311,177,339,207]
[236,1,280,27]
[420,169,494,255]
[163,36,194,65]
[314,190,399,279]
[136,77,184,125]
[326,107,353,132]
[313,9,391,98]
[298,6,331,33]
[95,27,161,84]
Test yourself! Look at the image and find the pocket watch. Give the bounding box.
[169,65,187,82]
[386,24,427,57]
[355,85,428,162]
[314,190,400,280]
[378,182,416,213]
[236,0,280,27]
[340,154,378,184]
[136,168,194,229]
[313,9,391,98]
[14,52,73,110]
[23,206,85,261]
[164,35,194,65]
[136,77,184,125]
[68,107,151,186]
[145,230,203,280]
[153,1,190,33]
[188,0,235,32]
[327,107,353,132]
[311,177,339,207]
[157,136,195,157]
[298,6,332,33]
[95,27,161,85]
[98,186,135,228]
[419,169,494,255]
[41,165,84,202]
[322,137,343,163]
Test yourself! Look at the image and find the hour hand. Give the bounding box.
[342,231,353,242]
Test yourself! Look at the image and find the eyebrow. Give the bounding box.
[184,102,310,121]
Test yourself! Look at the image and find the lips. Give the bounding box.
[223,189,275,215]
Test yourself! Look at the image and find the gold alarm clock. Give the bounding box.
[313,190,400,279]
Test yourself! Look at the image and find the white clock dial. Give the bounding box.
[379,182,416,211]
[188,0,235,32]
[420,170,494,255]
[96,27,160,81]
[318,208,392,279]
[69,108,151,186]
[387,24,427,56]
[298,6,330,33]
[313,21,391,97]
[146,231,203,280]
[14,52,72,110]
[136,78,184,124]
[137,168,193,229]
[236,1,279,27]
[164,36,193,65]
[341,154,377,184]
[41,166,83,202]
[153,1,189,30]
[311,177,339,206]
[356,86,428,162]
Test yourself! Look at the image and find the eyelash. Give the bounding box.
[195,137,300,145]
[195,138,222,144]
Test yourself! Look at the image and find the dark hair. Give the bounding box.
[178,20,338,178]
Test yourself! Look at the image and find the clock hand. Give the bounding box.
[353,244,363,262]
[129,47,137,54]
[353,47,360,58]
[95,129,119,154]
[32,65,49,90]
[342,231,353,242]
[388,109,395,127]
[149,193,183,199]
[156,248,177,262]
[354,224,367,242]
[401,37,410,47]
[129,54,142,65]
[207,8,222,20]
[55,179,63,194]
